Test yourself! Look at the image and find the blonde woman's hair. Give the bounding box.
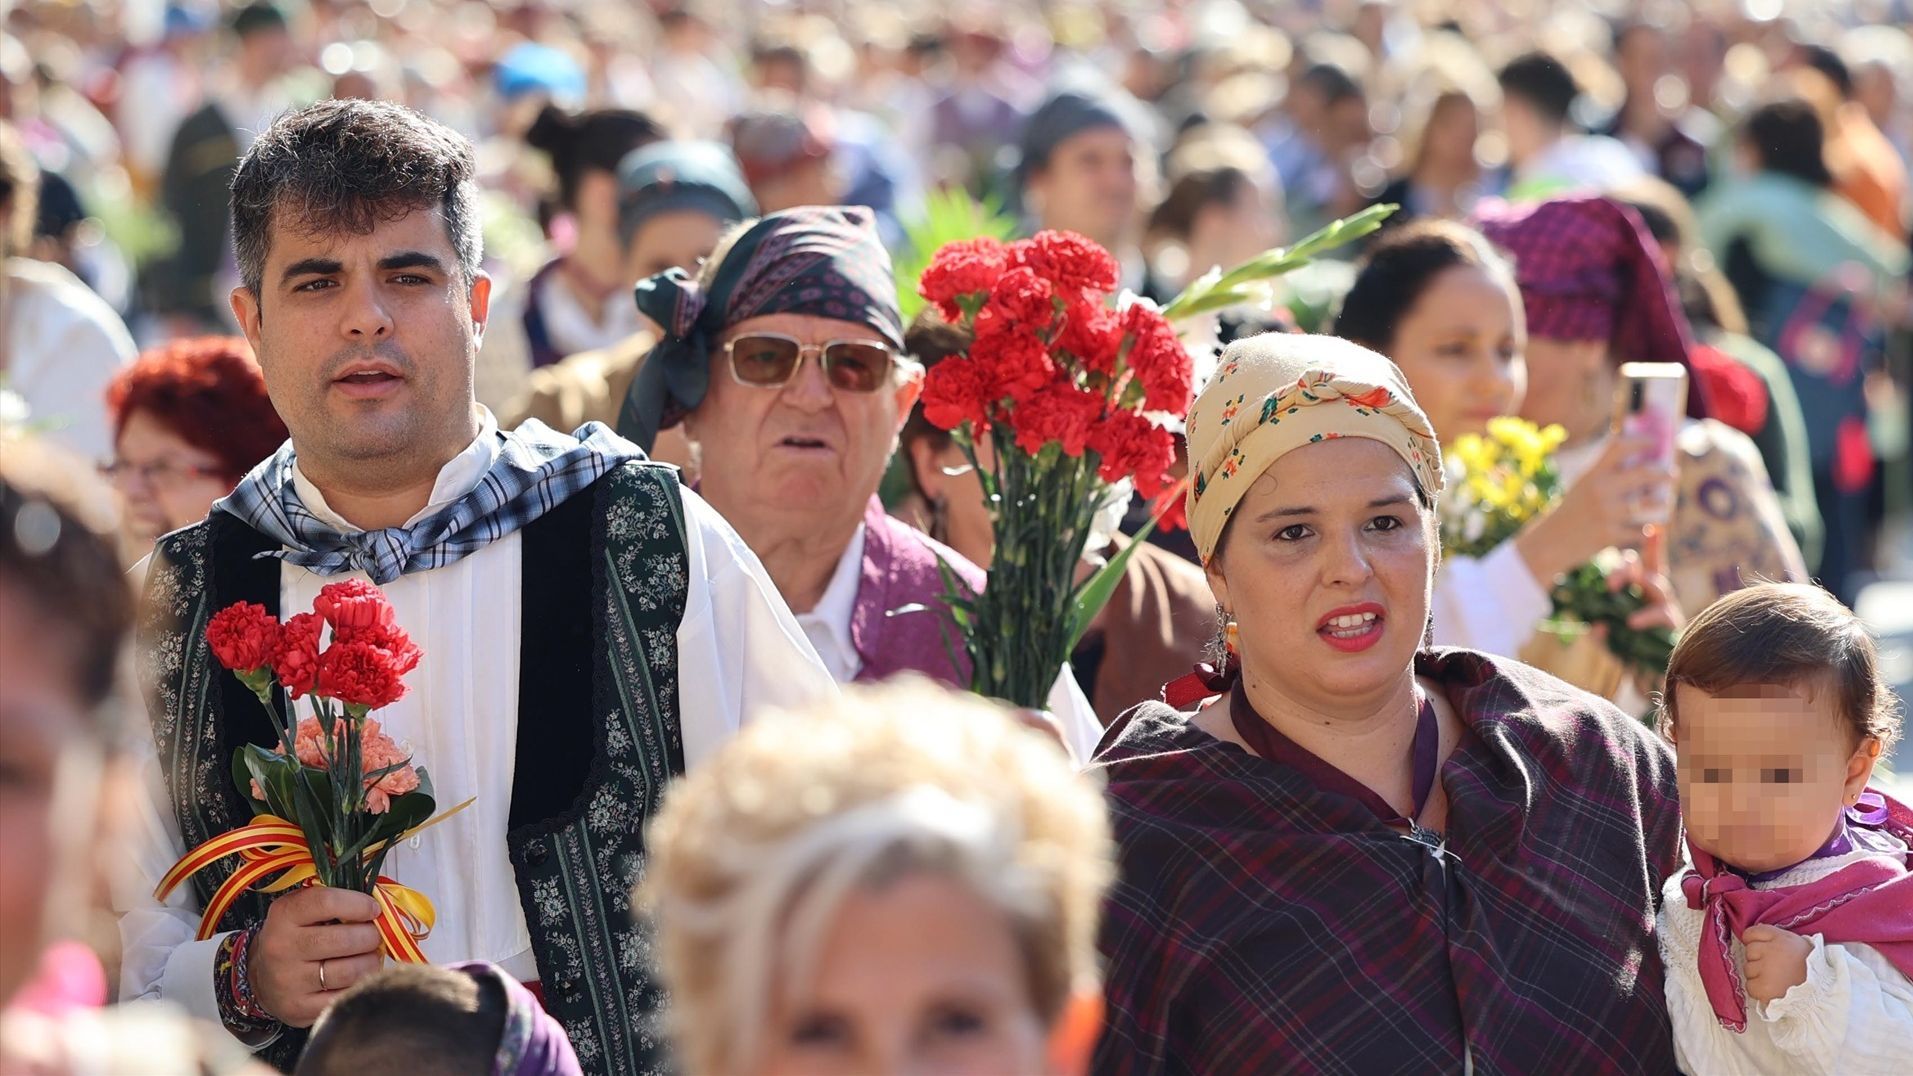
[639,679,1114,1076]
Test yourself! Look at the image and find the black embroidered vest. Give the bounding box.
[137,461,690,1074]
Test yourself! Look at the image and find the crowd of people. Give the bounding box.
[1,0,1910,1073]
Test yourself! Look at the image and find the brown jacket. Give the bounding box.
[1075,537,1216,721]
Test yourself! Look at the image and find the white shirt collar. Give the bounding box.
[290,408,501,533]
[794,524,868,683]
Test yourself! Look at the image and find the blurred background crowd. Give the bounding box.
[1,0,1909,691]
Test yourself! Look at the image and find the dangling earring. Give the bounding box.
[1224,617,1240,654]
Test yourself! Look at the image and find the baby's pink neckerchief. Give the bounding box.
[1681,789,1913,1032]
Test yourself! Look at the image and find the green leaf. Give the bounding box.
[231,746,286,815]
[1161,204,1396,323]
[411,764,435,804]
[1067,530,1154,652]
[1548,563,1678,688]
[894,188,1021,321]
[376,792,438,843]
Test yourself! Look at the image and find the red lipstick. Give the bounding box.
[1317,602,1386,653]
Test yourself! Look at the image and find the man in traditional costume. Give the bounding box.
[117,99,834,1074]
[616,205,1103,760]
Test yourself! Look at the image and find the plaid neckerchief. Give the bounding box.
[214,419,645,584]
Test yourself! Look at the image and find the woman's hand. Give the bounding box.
[1609,526,1684,634]
[1513,431,1674,586]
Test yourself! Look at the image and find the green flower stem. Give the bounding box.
[959,419,1105,709]
[1160,204,1396,323]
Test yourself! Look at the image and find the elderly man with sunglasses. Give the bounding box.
[619,206,1101,760]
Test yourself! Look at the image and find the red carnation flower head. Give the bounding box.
[920,237,1012,322]
[1011,231,1121,301]
[982,266,1059,333]
[1148,477,1190,533]
[1057,300,1121,375]
[975,329,1058,404]
[335,620,424,677]
[313,579,395,632]
[273,613,324,699]
[920,355,996,432]
[1009,381,1107,457]
[206,602,281,673]
[318,640,409,711]
[1119,303,1194,414]
[1090,410,1178,497]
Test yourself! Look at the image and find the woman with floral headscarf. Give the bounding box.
[1092,332,1682,1073]
[618,206,1102,761]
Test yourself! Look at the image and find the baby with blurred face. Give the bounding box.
[1655,583,1912,1073]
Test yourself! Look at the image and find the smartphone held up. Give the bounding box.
[1612,362,1686,527]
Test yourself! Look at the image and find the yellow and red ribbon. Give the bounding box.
[155,799,474,964]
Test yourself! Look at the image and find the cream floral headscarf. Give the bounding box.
[1185,333,1444,563]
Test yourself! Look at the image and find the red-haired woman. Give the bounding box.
[103,337,288,560]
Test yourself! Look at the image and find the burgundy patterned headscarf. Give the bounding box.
[1474,195,1710,418]
[617,205,904,450]
[449,962,581,1076]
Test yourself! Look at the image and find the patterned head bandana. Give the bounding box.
[1185,333,1444,564]
[1473,194,1710,419]
[616,205,904,451]
[449,962,582,1076]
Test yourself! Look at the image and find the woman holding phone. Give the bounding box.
[1472,195,1805,622]
[1333,220,1682,674]
[1334,200,1803,703]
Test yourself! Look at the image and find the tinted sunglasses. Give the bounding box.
[723,333,898,393]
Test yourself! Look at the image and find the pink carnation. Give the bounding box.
[358,719,420,815]
[285,715,331,769]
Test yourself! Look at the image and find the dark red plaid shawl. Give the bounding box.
[1090,649,1683,1075]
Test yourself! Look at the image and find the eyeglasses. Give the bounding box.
[101,459,227,488]
[723,333,899,394]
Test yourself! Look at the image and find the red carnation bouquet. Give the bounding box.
[915,231,1190,708]
[915,209,1394,709]
[157,580,460,962]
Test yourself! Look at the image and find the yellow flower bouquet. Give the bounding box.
[1439,418,1566,558]
[1440,418,1674,705]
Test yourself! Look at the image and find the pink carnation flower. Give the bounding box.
[358,719,419,815]
[262,717,419,814]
